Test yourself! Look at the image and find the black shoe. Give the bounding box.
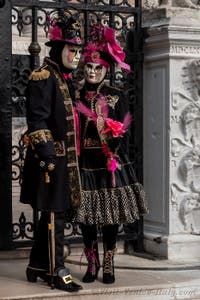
[82,247,100,283]
[53,268,83,292]
[26,266,49,282]
[102,249,116,284]
[103,272,115,284]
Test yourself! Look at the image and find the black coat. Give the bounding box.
[20,58,81,212]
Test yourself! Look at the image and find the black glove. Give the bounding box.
[28,129,57,183]
[28,129,56,172]
[35,142,56,172]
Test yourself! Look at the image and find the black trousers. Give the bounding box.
[29,211,65,271]
[80,224,119,251]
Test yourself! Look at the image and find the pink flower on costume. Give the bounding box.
[102,118,125,137]
[107,158,117,172]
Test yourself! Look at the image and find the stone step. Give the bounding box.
[1,254,200,300]
[2,283,200,300]
[0,241,125,260]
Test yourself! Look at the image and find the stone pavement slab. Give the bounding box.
[1,254,200,300]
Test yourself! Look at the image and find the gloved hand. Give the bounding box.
[39,156,56,172]
[28,129,56,173]
[35,142,56,172]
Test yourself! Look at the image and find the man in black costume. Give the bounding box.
[20,15,83,292]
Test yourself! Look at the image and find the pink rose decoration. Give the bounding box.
[102,118,126,137]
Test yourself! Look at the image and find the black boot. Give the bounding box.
[26,212,49,283]
[51,214,83,291]
[82,246,100,283]
[26,265,49,282]
[102,248,116,284]
[80,225,100,283]
[52,267,83,292]
[102,224,118,284]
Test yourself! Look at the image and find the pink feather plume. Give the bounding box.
[76,101,97,121]
[123,112,132,130]
[49,25,62,41]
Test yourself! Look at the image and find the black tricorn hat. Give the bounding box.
[45,16,83,47]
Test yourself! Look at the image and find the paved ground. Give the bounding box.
[1,249,200,300]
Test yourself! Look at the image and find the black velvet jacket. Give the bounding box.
[20,58,81,212]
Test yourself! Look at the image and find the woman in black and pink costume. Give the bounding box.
[74,24,148,284]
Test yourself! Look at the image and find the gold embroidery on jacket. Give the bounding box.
[53,70,82,208]
[29,129,53,145]
[106,95,119,109]
[54,140,66,157]
[29,65,50,81]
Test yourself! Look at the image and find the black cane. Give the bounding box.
[45,171,55,289]
[48,211,55,289]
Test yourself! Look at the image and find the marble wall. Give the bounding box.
[143,4,200,259]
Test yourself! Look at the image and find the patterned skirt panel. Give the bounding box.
[74,148,148,225]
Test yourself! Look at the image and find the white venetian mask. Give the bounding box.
[61,44,82,70]
[84,62,107,84]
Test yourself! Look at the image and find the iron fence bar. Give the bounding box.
[107,0,115,86]
[11,0,139,13]
[0,0,13,250]
[83,0,89,43]
[135,0,141,32]
[28,6,41,70]
[123,0,144,253]
[0,0,5,8]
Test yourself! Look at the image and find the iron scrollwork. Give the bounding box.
[12,212,34,240]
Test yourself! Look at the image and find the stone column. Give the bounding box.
[143,0,200,260]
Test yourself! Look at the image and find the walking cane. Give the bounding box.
[45,171,55,289]
[48,210,55,289]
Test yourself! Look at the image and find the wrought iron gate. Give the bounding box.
[0,0,144,251]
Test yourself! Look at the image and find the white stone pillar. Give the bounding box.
[143,2,200,260]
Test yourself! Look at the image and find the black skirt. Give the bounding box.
[74,147,148,225]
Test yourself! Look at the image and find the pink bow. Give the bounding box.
[63,73,72,80]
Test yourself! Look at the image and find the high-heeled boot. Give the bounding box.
[26,265,49,282]
[102,248,116,284]
[82,245,100,283]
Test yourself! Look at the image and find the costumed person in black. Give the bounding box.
[20,15,83,292]
[74,24,148,284]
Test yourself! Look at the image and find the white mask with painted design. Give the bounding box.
[84,62,107,84]
[61,44,82,70]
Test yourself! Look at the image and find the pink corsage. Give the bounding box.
[76,99,132,187]
[102,118,125,137]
